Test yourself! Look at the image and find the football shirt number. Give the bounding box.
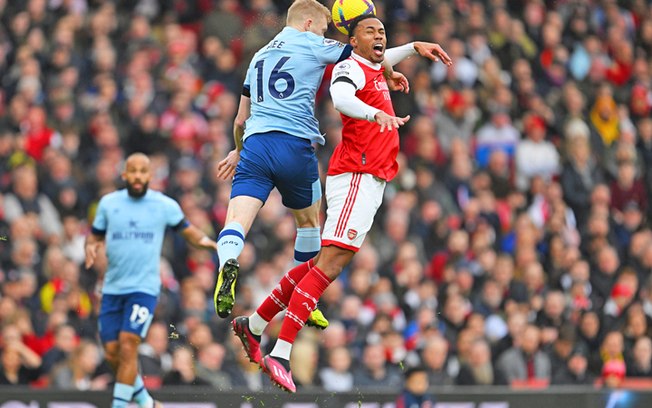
[130,304,150,324]
[254,57,295,102]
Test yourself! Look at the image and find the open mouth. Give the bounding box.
[373,43,384,57]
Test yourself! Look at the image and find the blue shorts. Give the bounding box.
[98,292,157,343]
[231,131,321,210]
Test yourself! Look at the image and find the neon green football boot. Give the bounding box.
[306,307,329,330]
[214,258,239,318]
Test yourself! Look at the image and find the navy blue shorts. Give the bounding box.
[98,292,157,343]
[231,132,321,209]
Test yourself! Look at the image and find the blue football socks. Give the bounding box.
[294,227,320,265]
[111,382,133,408]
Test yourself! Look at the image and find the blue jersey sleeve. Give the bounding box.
[308,35,351,65]
[92,197,108,235]
[164,197,186,228]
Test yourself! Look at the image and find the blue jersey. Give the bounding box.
[91,189,185,296]
[243,27,351,145]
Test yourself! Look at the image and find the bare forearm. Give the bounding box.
[233,124,244,152]
[181,225,217,251]
[85,233,104,248]
[330,82,380,121]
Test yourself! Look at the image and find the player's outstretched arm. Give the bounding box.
[413,41,453,65]
[84,233,105,269]
[179,224,218,251]
[384,42,453,67]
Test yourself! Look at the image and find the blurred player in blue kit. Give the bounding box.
[212,0,444,329]
[85,153,217,408]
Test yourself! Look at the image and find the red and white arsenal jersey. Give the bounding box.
[328,53,399,181]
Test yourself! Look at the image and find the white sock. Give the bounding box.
[270,339,293,361]
[248,312,268,336]
[217,222,245,269]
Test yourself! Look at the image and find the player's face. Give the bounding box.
[122,156,151,198]
[307,14,328,36]
[352,18,386,64]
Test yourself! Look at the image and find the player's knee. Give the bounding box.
[293,205,320,228]
[316,248,352,279]
[118,336,140,361]
[296,216,320,228]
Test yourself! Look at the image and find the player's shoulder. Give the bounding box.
[146,190,178,206]
[293,27,344,49]
[98,189,126,205]
[333,56,357,70]
[332,57,364,81]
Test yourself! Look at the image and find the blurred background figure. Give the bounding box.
[396,366,435,408]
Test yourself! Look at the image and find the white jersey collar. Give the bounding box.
[351,51,382,70]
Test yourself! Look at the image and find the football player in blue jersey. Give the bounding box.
[85,153,217,408]
[213,0,448,327]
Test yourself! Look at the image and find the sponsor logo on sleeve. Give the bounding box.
[323,38,344,47]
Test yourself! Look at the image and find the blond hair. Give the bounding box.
[287,0,331,26]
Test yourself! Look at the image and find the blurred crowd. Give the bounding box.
[1,0,652,396]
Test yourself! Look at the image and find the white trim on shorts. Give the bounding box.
[321,172,385,252]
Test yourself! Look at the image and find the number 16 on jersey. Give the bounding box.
[254,57,296,101]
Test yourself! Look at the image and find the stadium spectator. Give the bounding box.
[353,342,403,389]
[627,337,652,378]
[49,340,108,390]
[319,346,354,392]
[40,323,78,375]
[395,366,435,408]
[597,331,627,387]
[195,342,232,390]
[420,335,454,386]
[515,113,560,191]
[162,345,211,387]
[0,324,42,385]
[551,345,595,386]
[457,338,508,386]
[496,325,552,385]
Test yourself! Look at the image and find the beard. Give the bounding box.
[126,181,149,198]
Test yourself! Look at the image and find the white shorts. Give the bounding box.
[322,172,386,252]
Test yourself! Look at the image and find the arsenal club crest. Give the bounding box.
[347,229,358,240]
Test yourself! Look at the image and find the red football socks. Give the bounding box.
[256,259,315,321]
[278,266,332,343]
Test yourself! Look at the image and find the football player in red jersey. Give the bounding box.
[237,14,452,393]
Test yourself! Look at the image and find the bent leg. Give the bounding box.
[271,245,354,357]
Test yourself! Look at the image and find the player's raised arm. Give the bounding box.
[383,41,453,66]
